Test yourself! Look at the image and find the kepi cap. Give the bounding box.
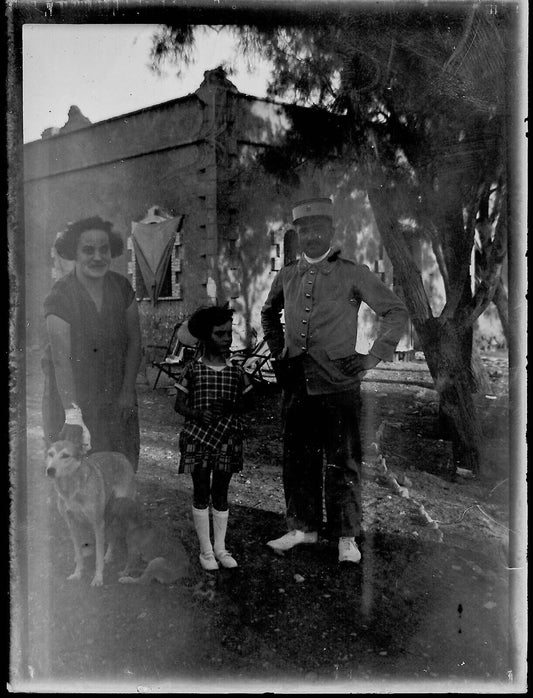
[292,197,333,223]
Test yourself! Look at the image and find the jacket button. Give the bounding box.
[300,333,306,338]
[302,319,307,324]
[305,307,311,312]
[305,293,311,298]
[309,269,315,274]
[301,346,306,351]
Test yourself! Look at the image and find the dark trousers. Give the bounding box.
[281,382,363,538]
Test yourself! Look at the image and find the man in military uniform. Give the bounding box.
[261,197,409,562]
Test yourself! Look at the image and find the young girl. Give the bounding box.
[174,305,253,571]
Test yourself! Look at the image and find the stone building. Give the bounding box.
[24,68,455,359]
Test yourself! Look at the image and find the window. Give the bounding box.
[127,233,183,301]
[270,224,296,271]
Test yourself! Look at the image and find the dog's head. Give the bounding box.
[45,440,84,480]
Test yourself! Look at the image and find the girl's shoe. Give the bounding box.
[215,549,238,569]
[199,551,219,571]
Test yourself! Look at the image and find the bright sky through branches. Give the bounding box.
[22,24,272,143]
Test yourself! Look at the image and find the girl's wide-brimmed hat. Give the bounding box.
[179,302,232,344]
[176,321,199,347]
[292,197,333,223]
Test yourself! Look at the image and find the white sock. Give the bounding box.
[212,508,229,553]
[192,506,213,555]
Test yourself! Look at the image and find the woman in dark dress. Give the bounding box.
[42,216,142,471]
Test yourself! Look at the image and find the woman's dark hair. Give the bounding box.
[187,305,234,341]
[54,216,124,260]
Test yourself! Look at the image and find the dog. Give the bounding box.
[105,497,191,585]
[45,440,137,586]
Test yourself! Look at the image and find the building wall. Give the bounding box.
[24,73,395,356]
[24,94,217,351]
[24,70,501,363]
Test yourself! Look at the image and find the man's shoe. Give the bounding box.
[338,537,361,563]
[266,529,318,553]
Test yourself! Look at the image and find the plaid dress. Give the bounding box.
[176,359,252,473]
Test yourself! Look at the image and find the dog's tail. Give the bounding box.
[118,557,189,585]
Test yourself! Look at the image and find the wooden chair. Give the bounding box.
[229,334,276,386]
[152,322,199,390]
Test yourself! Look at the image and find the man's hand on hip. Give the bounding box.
[339,352,380,377]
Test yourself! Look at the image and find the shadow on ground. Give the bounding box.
[14,351,513,691]
[26,473,509,686]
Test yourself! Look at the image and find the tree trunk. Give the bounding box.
[414,316,483,473]
[368,187,484,474]
[492,277,509,345]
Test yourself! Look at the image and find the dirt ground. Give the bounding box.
[12,349,521,693]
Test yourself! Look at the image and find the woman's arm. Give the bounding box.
[117,301,142,414]
[46,314,77,409]
[46,314,91,448]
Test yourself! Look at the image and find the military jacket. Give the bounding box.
[261,248,409,394]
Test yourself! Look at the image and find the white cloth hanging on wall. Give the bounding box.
[131,215,184,303]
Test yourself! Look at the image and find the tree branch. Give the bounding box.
[432,239,451,298]
[457,202,508,325]
[440,190,475,320]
